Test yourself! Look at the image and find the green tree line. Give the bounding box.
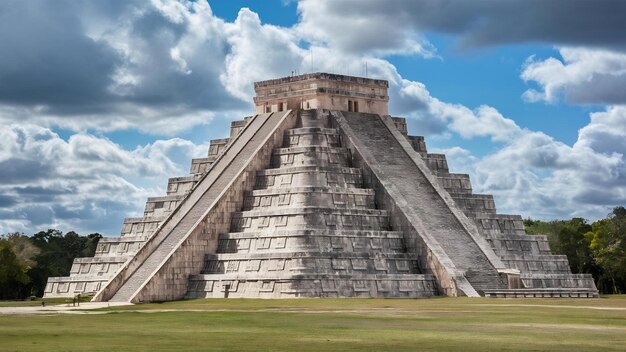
[525,206,626,294]
[0,229,101,299]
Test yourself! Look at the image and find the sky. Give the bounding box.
[1,0,626,236]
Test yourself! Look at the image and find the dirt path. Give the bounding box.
[0,302,132,315]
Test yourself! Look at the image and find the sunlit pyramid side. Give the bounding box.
[45,73,598,301]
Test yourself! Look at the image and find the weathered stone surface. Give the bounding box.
[184,109,437,299]
[97,110,296,303]
[254,73,389,115]
[45,72,598,300]
[334,111,507,296]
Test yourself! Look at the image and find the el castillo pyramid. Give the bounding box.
[45,73,598,302]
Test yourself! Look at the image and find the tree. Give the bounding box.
[585,207,626,294]
[0,239,32,299]
[5,233,40,268]
[555,218,596,275]
[28,229,102,297]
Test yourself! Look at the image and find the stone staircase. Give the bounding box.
[102,111,292,302]
[400,117,598,297]
[186,110,438,298]
[44,113,281,299]
[336,111,508,296]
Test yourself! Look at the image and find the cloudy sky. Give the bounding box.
[1,0,625,236]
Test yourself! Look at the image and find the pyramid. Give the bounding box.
[45,73,598,302]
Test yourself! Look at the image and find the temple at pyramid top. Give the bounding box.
[253,72,389,115]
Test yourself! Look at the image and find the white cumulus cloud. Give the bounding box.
[522,47,626,104]
[0,123,206,235]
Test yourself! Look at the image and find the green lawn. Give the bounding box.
[0,296,92,307]
[1,296,625,351]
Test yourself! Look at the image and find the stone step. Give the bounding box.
[391,117,409,136]
[473,214,527,236]
[229,116,253,138]
[230,207,390,232]
[243,186,375,210]
[95,236,147,257]
[217,229,406,254]
[166,174,202,196]
[271,146,350,168]
[484,288,599,298]
[190,156,217,175]
[407,135,427,154]
[437,173,473,194]
[120,217,164,237]
[449,193,497,215]
[283,128,340,148]
[255,165,363,189]
[69,256,128,277]
[187,274,437,299]
[201,252,419,275]
[423,153,449,173]
[144,194,186,219]
[207,251,418,261]
[520,273,598,290]
[501,254,572,274]
[186,273,438,299]
[44,277,109,298]
[484,233,552,256]
[463,268,510,294]
[298,109,331,128]
[207,138,230,157]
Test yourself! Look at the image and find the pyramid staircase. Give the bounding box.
[186,110,438,298]
[44,109,598,300]
[402,124,598,297]
[43,115,262,298]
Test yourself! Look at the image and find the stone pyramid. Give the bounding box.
[45,73,598,302]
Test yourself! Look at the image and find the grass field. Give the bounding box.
[1,296,625,351]
[0,296,92,308]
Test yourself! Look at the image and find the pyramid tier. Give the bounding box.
[202,251,419,276]
[501,253,572,274]
[243,186,375,210]
[217,229,407,254]
[271,146,350,168]
[120,216,164,237]
[190,156,217,174]
[482,233,552,256]
[520,273,598,290]
[448,193,497,216]
[207,138,230,157]
[283,127,341,148]
[44,277,109,298]
[186,273,438,299]
[230,207,390,232]
[255,166,363,189]
[44,256,128,298]
[143,194,185,218]
[437,173,472,194]
[423,153,449,173]
[472,213,527,236]
[67,256,128,278]
[95,236,148,257]
[166,174,202,196]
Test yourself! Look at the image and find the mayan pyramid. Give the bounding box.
[45,73,598,302]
